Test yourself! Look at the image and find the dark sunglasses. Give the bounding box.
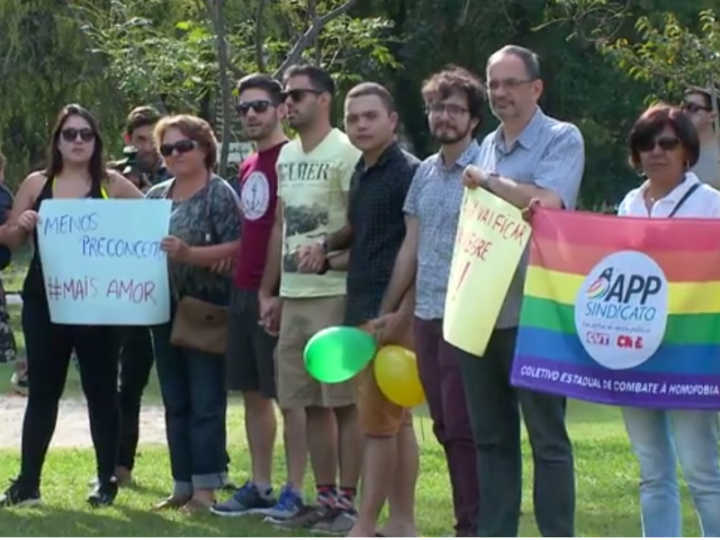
[61,127,95,143]
[281,88,322,102]
[159,139,198,157]
[236,99,273,116]
[682,102,712,114]
[636,136,681,153]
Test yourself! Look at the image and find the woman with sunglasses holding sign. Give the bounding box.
[618,104,720,537]
[145,115,242,514]
[0,104,142,508]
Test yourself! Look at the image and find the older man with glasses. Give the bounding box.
[462,44,585,536]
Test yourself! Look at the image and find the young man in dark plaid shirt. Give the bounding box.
[298,82,420,536]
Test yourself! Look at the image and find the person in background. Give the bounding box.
[379,66,483,537]
[298,82,421,536]
[682,87,720,188]
[146,115,242,514]
[618,103,720,537]
[257,64,362,532]
[212,73,287,517]
[122,106,170,190]
[110,105,171,487]
[0,150,18,384]
[0,104,143,508]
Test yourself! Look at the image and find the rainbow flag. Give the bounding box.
[510,208,720,409]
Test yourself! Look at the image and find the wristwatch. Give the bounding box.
[484,171,500,190]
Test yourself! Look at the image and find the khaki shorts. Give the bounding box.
[276,296,357,409]
[357,318,414,437]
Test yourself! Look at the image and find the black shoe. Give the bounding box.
[87,477,118,507]
[0,478,41,507]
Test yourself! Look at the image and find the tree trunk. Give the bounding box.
[209,0,232,178]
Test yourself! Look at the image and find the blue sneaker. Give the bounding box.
[258,484,303,520]
[210,481,276,517]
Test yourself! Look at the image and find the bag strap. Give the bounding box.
[668,182,701,218]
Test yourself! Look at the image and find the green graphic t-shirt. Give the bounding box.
[277,128,361,298]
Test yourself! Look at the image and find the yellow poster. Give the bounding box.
[443,188,532,356]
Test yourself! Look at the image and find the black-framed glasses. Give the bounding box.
[236,99,274,116]
[487,78,535,91]
[159,139,198,157]
[636,136,681,153]
[682,102,712,114]
[281,88,322,102]
[61,127,95,143]
[425,102,469,116]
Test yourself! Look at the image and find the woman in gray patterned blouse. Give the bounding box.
[146,115,242,514]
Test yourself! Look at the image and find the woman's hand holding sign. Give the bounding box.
[17,209,40,232]
[161,235,190,262]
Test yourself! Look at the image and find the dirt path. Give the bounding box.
[0,394,167,448]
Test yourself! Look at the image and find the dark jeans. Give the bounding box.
[115,326,154,470]
[457,327,575,537]
[414,317,479,536]
[20,298,118,488]
[152,322,227,490]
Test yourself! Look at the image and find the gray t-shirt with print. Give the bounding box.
[146,175,242,305]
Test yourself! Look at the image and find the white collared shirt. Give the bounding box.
[618,172,720,218]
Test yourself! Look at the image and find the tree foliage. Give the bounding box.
[3,0,720,206]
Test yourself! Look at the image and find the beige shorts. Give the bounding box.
[276,296,357,409]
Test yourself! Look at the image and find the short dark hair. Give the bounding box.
[628,103,699,169]
[422,65,486,124]
[284,64,335,96]
[126,105,162,136]
[237,73,284,104]
[346,82,396,113]
[487,45,541,80]
[684,86,717,111]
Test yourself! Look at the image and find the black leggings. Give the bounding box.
[19,298,119,489]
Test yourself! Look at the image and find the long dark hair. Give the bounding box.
[45,104,106,190]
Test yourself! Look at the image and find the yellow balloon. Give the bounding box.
[374,345,426,407]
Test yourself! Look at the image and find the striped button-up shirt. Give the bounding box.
[476,106,585,328]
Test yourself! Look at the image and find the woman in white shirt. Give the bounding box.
[618,104,720,537]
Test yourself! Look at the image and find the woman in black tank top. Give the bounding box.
[0,104,142,508]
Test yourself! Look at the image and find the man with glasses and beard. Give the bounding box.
[462,44,584,536]
[257,65,362,532]
[378,65,483,537]
[682,87,720,187]
[211,74,287,517]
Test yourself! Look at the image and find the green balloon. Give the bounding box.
[304,326,377,383]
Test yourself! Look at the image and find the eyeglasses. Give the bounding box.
[425,102,469,117]
[236,99,274,116]
[636,136,681,153]
[159,139,198,157]
[487,78,535,91]
[61,127,95,143]
[281,88,322,102]
[682,102,712,114]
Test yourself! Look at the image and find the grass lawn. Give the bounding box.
[0,359,706,537]
[0,274,706,536]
